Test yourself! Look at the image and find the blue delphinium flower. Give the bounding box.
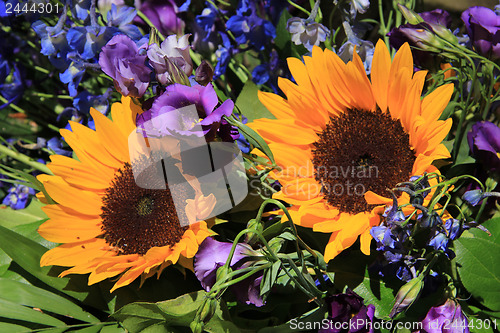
[338,23,374,74]
[67,25,117,60]
[2,183,36,210]
[462,189,483,206]
[226,0,276,51]
[105,4,142,41]
[214,33,233,79]
[196,2,219,42]
[0,60,24,109]
[287,17,329,52]
[59,60,86,97]
[73,90,111,114]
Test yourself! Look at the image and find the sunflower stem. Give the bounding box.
[0,144,52,175]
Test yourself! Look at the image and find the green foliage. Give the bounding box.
[235,81,275,122]
[455,218,500,312]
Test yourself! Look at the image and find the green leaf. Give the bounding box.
[0,224,90,302]
[274,10,293,51]
[0,278,98,323]
[258,306,326,333]
[353,269,396,319]
[235,81,275,122]
[225,116,275,165]
[113,291,223,332]
[0,298,65,327]
[0,322,31,332]
[11,219,56,249]
[455,218,500,312]
[0,199,47,229]
[260,261,281,296]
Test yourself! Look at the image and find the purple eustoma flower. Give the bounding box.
[319,289,375,333]
[462,6,500,61]
[136,83,236,141]
[134,0,184,36]
[99,34,151,98]
[421,299,469,333]
[147,34,193,86]
[467,121,500,171]
[193,237,264,307]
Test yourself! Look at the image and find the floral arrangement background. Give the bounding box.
[1,0,500,332]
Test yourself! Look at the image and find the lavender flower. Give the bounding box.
[147,34,193,86]
[462,6,500,61]
[467,121,500,171]
[319,289,375,333]
[99,34,151,98]
[193,237,264,307]
[421,299,470,333]
[287,17,329,51]
[136,83,236,141]
[134,0,184,36]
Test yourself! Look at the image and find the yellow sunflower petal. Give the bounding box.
[371,40,392,112]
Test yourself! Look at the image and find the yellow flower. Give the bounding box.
[37,97,215,292]
[250,41,453,262]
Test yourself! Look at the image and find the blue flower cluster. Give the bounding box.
[370,175,469,282]
[31,2,143,118]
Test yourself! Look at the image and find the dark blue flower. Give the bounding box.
[32,20,69,57]
[214,33,233,78]
[462,189,483,206]
[60,60,86,97]
[2,183,35,210]
[73,90,111,114]
[67,25,118,60]
[0,60,24,109]
[196,2,219,41]
[46,137,72,156]
[106,4,143,41]
[226,3,276,51]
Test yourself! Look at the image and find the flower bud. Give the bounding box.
[195,60,214,86]
[190,320,205,333]
[390,275,424,318]
[199,298,217,323]
[397,4,424,24]
[216,265,232,283]
[462,189,483,206]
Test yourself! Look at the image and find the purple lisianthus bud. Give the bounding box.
[147,34,193,85]
[467,121,500,171]
[195,60,214,86]
[461,6,500,60]
[421,299,470,333]
[287,17,330,51]
[319,289,375,333]
[99,34,151,98]
[134,0,184,36]
[193,237,264,307]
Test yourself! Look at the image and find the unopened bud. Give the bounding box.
[149,27,162,47]
[216,265,232,283]
[397,4,424,25]
[199,298,217,323]
[164,57,191,86]
[390,275,424,318]
[195,60,214,86]
[190,320,204,333]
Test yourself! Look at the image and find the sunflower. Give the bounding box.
[250,41,453,262]
[37,96,215,292]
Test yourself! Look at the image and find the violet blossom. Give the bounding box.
[99,34,151,98]
[193,237,264,307]
[461,6,500,61]
[421,299,470,333]
[136,83,237,141]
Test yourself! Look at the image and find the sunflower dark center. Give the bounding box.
[312,108,416,214]
[100,162,189,255]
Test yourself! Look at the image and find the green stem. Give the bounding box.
[0,144,53,175]
[31,92,74,100]
[136,10,165,41]
[287,0,311,16]
[0,95,26,113]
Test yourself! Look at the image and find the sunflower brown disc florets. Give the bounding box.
[312,108,416,214]
[100,162,189,255]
